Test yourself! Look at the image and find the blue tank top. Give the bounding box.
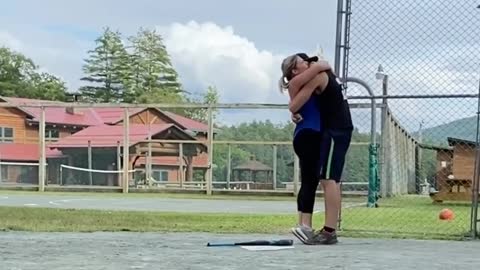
[293,95,322,138]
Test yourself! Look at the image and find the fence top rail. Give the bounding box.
[0,94,476,108]
[138,139,370,146]
[0,102,287,109]
[348,94,479,100]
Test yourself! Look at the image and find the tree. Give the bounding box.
[185,85,220,123]
[212,120,296,184]
[0,47,36,97]
[79,27,130,102]
[0,46,67,101]
[31,73,67,101]
[125,28,183,103]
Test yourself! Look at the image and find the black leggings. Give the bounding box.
[293,129,323,214]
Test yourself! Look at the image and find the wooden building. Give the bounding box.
[428,137,477,202]
[231,156,273,190]
[0,96,211,187]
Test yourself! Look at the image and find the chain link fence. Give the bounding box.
[338,0,480,239]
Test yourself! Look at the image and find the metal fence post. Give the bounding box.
[273,145,277,190]
[378,67,389,198]
[345,77,378,207]
[334,0,344,75]
[122,108,130,193]
[38,106,46,192]
[471,78,480,238]
[206,106,214,195]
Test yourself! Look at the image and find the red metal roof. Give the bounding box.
[3,97,102,126]
[3,97,208,132]
[90,107,144,124]
[28,107,102,126]
[0,143,64,161]
[163,111,208,132]
[49,124,175,148]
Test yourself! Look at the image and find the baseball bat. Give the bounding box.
[206,239,293,247]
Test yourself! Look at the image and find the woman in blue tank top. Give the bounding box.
[283,52,352,245]
[279,54,334,245]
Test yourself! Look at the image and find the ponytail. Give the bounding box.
[278,76,289,93]
[279,54,298,94]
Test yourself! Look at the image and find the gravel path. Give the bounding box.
[1,232,479,270]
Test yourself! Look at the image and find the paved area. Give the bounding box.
[0,193,362,214]
[1,232,479,270]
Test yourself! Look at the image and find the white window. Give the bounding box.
[0,127,13,143]
[152,170,169,182]
[45,129,60,142]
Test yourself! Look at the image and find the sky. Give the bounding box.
[345,0,480,133]
[0,0,479,132]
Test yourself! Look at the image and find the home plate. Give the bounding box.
[240,246,295,251]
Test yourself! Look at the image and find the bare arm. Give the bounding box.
[288,72,329,113]
[288,61,331,99]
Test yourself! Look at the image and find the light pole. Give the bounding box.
[472,5,480,237]
[375,64,388,98]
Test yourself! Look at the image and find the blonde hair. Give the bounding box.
[278,55,298,93]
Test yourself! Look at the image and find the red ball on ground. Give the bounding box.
[439,208,454,220]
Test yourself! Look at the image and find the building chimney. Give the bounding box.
[65,93,82,115]
[66,107,75,114]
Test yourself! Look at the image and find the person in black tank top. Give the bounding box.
[318,71,353,130]
[287,53,354,245]
[280,54,336,245]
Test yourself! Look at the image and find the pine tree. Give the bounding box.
[125,28,183,103]
[79,27,130,103]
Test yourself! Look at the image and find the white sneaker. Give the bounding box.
[291,225,314,244]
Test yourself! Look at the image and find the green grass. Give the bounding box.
[0,193,474,240]
[0,206,294,234]
[341,196,473,240]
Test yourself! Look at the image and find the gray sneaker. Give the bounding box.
[307,229,338,245]
[291,225,315,244]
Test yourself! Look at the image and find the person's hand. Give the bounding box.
[291,113,303,124]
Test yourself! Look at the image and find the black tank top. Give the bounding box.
[316,71,353,130]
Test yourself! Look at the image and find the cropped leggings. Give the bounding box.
[293,129,323,214]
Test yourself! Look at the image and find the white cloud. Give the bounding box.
[0,31,23,51]
[0,29,90,91]
[161,21,288,103]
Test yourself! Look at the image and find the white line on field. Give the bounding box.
[24,203,38,206]
[0,196,8,199]
[48,198,94,206]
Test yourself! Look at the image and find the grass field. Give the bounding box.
[340,196,473,240]
[0,193,474,240]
